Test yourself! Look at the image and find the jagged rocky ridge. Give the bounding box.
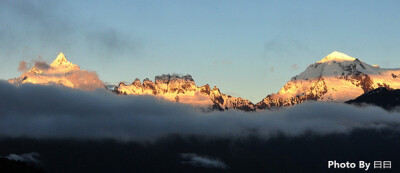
[114,74,255,111]
[7,51,400,111]
[256,51,400,109]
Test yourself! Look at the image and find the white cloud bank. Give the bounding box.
[0,80,400,141]
[5,152,40,163]
[180,153,228,169]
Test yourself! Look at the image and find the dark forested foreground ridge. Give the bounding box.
[0,157,45,173]
[1,127,400,173]
[346,87,400,111]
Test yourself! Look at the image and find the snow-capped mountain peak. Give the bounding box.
[114,74,255,111]
[51,52,71,66]
[48,52,80,73]
[256,51,400,109]
[294,52,382,80]
[8,52,104,90]
[317,51,356,63]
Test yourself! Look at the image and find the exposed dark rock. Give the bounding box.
[346,87,400,110]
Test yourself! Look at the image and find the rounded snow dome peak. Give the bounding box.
[317,51,356,63]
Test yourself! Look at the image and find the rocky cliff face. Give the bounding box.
[256,51,400,109]
[114,74,255,111]
[8,51,400,111]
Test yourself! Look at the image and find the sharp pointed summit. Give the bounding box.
[51,52,72,67]
[48,52,80,73]
[7,51,400,111]
[8,52,104,90]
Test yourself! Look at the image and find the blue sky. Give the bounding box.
[1,0,399,102]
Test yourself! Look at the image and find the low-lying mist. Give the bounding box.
[0,80,399,141]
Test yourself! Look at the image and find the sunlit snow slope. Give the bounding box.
[8,53,105,90]
[114,74,255,111]
[256,51,400,109]
[8,51,400,111]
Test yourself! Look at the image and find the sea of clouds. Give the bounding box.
[1,80,400,141]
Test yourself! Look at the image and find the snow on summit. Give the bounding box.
[50,52,78,69]
[7,51,400,110]
[295,51,382,80]
[256,51,400,109]
[114,74,255,111]
[51,52,69,66]
[8,52,104,90]
[317,51,356,63]
[47,52,80,74]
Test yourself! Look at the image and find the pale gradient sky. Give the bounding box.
[1,0,399,102]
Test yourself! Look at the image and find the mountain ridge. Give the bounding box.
[7,51,400,111]
[8,52,104,90]
[113,74,256,111]
[346,87,400,111]
[256,51,400,109]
